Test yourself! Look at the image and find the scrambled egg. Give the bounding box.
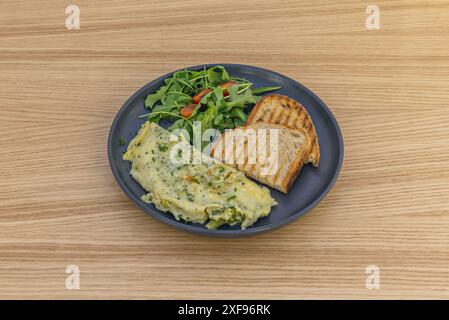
[123,122,276,229]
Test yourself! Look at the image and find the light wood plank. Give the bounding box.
[1,0,449,299]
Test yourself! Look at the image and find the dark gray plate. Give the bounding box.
[108,64,343,237]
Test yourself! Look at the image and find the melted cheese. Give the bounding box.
[123,122,276,229]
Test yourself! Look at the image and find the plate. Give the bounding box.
[108,64,344,236]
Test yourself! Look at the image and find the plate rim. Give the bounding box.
[108,63,344,237]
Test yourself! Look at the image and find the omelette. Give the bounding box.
[123,122,276,229]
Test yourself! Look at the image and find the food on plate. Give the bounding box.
[247,94,320,166]
[121,66,322,230]
[123,121,277,230]
[211,123,311,193]
[139,66,281,144]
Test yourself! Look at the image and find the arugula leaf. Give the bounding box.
[147,103,181,122]
[201,101,218,133]
[225,87,259,110]
[144,79,173,110]
[141,66,282,146]
[214,113,224,125]
[212,85,224,104]
[206,66,231,84]
[251,86,281,95]
[233,117,246,127]
[169,118,191,134]
[230,108,247,122]
[163,92,192,106]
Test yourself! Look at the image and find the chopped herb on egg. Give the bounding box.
[158,143,168,152]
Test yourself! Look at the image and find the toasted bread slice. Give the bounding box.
[211,123,311,193]
[247,94,320,166]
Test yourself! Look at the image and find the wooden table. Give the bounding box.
[1,0,449,299]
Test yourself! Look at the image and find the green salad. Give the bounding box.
[140,66,280,143]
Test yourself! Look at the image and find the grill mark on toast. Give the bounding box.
[247,94,320,167]
[210,120,311,193]
[278,108,288,125]
[269,104,283,124]
[287,112,297,127]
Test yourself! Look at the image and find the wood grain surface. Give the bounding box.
[1,0,449,299]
